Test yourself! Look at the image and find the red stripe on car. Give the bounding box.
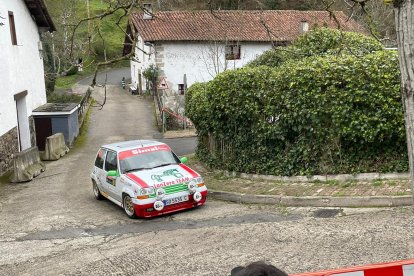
[179,164,198,178]
[126,173,149,188]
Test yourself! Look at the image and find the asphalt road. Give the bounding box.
[78,67,131,86]
[1,84,414,275]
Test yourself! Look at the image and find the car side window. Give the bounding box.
[95,149,105,169]
[104,151,118,172]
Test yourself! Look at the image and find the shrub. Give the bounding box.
[187,50,407,175]
[293,27,384,56]
[247,28,384,68]
[47,92,83,103]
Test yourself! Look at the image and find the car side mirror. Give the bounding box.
[180,156,188,163]
[107,170,119,177]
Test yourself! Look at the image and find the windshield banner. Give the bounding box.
[119,145,171,160]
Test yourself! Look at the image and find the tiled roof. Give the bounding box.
[131,10,363,42]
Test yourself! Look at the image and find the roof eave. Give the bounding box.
[24,0,56,32]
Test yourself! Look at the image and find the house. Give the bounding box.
[125,8,362,94]
[0,0,55,176]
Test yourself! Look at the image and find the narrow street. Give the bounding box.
[1,85,414,275]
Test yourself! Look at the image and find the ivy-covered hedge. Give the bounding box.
[247,28,384,68]
[187,50,407,175]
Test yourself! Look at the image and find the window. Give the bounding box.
[225,44,241,60]
[95,149,105,169]
[272,41,289,47]
[8,11,17,45]
[178,84,185,95]
[104,151,118,171]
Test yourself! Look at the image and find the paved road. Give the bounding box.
[1,85,414,275]
[79,67,131,86]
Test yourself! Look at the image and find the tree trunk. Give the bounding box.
[395,0,414,201]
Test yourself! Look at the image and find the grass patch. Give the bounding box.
[55,63,96,89]
[333,191,347,197]
[393,191,409,196]
[387,180,397,186]
[73,99,93,149]
[372,179,383,187]
[325,179,339,186]
[339,180,357,188]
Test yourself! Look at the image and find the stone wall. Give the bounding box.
[0,127,18,176]
[0,116,35,176]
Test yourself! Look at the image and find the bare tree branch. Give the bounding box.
[69,0,139,60]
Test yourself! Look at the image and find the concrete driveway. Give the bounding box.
[78,67,131,86]
[1,85,414,275]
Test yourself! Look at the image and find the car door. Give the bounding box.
[93,148,109,196]
[103,150,122,202]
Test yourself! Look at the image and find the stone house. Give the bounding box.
[124,8,362,94]
[0,0,55,176]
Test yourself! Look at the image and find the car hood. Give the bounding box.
[124,164,199,189]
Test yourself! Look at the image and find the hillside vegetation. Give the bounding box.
[43,0,129,89]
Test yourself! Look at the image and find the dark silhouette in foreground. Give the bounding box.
[231,261,288,276]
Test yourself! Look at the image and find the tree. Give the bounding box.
[42,0,142,88]
[326,0,414,200]
[393,0,414,201]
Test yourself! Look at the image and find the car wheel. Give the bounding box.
[123,194,137,219]
[92,180,103,200]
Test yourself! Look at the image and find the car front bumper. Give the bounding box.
[133,190,208,218]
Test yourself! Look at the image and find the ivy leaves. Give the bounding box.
[186,29,407,176]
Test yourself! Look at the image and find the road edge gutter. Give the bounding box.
[209,190,413,207]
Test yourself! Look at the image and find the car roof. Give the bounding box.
[101,140,167,152]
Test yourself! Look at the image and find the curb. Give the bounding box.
[163,135,197,139]
[209,190,413,207]
[221,171,410,183]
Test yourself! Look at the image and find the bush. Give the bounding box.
[247,28,384,68]
[293,27,384,56]
[47,92,83,103]
[187,50,407,175]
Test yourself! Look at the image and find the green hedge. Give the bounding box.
[187,50,407,175]
[247,28,384,68]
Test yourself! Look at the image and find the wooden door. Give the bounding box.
[34,117,52,151]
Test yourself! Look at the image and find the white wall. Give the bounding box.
[130,34,153,90]
[163,42,271,90]
[0,0,47,137]
[131,40,271,92]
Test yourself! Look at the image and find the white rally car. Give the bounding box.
[90,140,207,218]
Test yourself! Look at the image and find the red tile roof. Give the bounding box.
[131,10,363,42]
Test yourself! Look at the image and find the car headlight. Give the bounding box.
[140,187,154,195]
[188,177,204,193]
[190,177,203,185]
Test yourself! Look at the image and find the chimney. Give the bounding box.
[143,3,153,20]
[300,21,309,33]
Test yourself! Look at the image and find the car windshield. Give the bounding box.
[120,150,180,173]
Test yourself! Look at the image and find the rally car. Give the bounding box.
[90,140,207,218]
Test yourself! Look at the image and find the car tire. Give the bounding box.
[92,180,103,200]
[123,194,137,219]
